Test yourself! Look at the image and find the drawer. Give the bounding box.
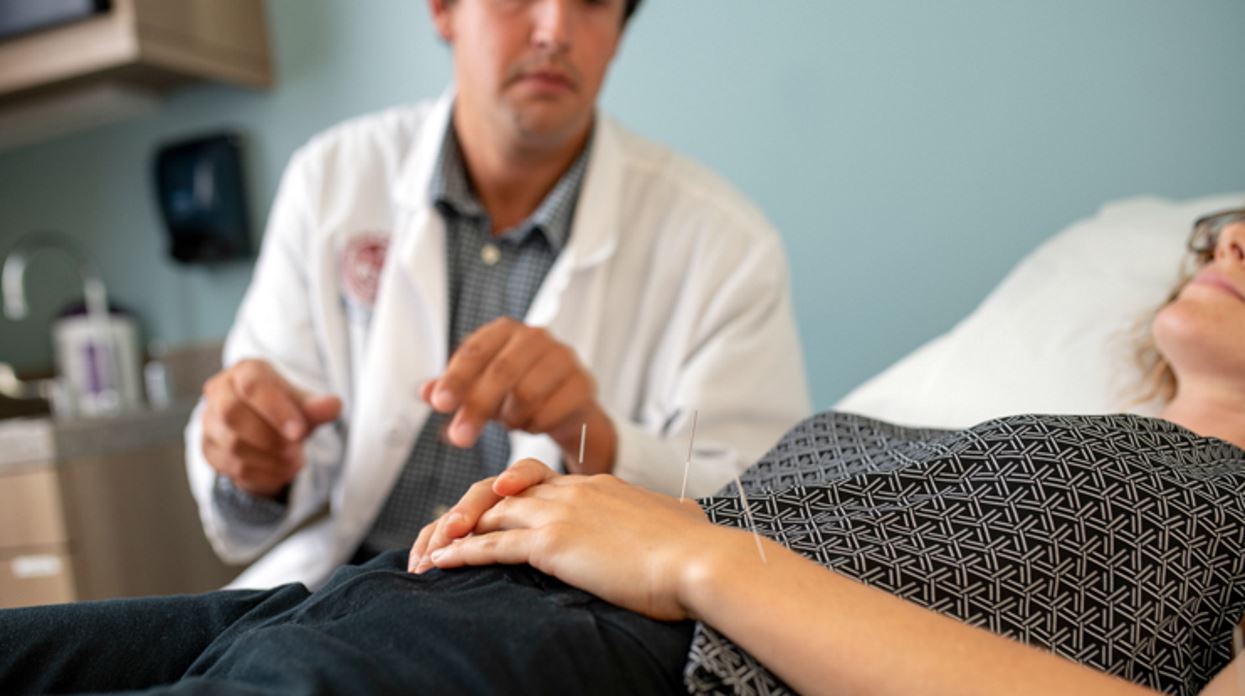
[0,467,67,548]
[0,549,76,608]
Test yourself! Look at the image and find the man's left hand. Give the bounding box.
[421,317,617,473]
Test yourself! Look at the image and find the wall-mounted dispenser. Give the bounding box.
[153,132,253,264]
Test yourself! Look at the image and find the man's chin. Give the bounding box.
[506,107,592,150]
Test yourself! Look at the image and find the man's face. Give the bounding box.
[432,0,625,151]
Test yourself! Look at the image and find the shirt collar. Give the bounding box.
[429,114,590,254]
[429,123,484,221]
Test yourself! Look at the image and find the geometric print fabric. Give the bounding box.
[685,412,1245,695]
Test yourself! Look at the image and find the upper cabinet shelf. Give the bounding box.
[0,0,273,151]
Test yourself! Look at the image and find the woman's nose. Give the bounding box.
[1216,222,1245,264]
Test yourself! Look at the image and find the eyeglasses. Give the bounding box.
[1188,207,1245,260]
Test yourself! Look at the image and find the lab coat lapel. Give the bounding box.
[331,95,453,546]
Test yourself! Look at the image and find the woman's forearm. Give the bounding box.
[419,469,1193,693]
[677,526,1156,696]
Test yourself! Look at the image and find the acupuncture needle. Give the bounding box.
[734,472,768,564]
[677,410,766,563]
[578,423,587,470]
[679,411,699,502]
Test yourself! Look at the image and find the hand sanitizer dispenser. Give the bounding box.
[154,132,253,264]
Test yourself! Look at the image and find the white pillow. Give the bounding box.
[836,192,1245,429]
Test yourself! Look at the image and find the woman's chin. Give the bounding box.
[1155,301,1245,383]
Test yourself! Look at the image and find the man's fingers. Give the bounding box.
[203,438,300,496]
[204,392,289,455]
[227,363,340,440]
[200,360,339,498]
[427,321,595,448]
[432,319,518,412]
[425,529,542,571]
[524,372,593,435]
[302,394,342,427]
[419,379,437,404]
[447,333,549,447]
[498,349,574,430]
[227,363,311,441]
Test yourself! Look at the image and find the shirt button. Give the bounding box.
[480,243,501,266]
[432,504,450,518]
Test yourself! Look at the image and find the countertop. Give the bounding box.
[0,398,196,473]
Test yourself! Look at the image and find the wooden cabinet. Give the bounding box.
[0,0,272,150]
[0,467,74,607]
[0,403,243,609]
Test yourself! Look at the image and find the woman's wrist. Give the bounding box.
[674,524,760,622]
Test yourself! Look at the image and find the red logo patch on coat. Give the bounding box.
[340,233,390,307]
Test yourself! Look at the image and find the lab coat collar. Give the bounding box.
[393,87,622,273]
[393,87,454,214]
[564,114,621,270]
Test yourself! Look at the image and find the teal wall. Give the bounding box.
[1,0,1242,409]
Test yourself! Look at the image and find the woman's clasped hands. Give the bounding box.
[407,459,715,621]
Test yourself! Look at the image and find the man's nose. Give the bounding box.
[531,0,572,52]
[1216,222,1245,264]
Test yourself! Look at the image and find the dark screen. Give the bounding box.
[0,0,111,41]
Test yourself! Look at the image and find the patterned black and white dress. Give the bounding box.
[686,412,1245,695]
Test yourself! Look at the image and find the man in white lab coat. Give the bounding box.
[185,0,810,589]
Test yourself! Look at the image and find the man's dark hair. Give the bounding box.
[623,0,643,23]
[443,0,643,26]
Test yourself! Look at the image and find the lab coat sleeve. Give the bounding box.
[184,146,345,564]
[610,231,811,498]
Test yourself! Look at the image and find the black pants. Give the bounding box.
[0,551,693,695]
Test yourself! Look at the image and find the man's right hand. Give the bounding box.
[201,359,342,499]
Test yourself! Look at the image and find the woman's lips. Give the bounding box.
[1191,270,1245,302]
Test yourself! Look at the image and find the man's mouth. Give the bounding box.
[507,54,582,93]
[516,70,576,91]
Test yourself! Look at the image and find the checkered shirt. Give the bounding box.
[362,123,587,551]
[214,120,588,551]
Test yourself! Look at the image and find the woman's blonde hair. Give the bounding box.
[1131,282,1185,404]
[1132,254,1212,404]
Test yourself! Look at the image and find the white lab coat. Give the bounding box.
[185,93,810,590]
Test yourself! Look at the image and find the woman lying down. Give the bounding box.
[3,208,1245,696]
